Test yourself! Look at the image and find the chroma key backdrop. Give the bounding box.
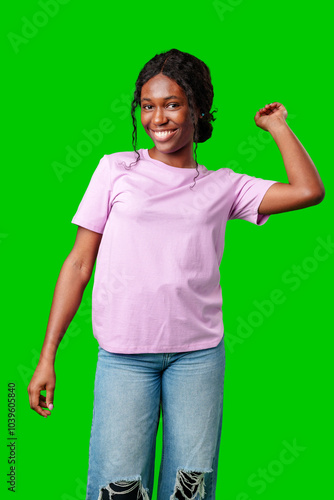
[2,1,333,499]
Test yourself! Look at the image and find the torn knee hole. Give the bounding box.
[172,470,207,500]
[98,479,150,500]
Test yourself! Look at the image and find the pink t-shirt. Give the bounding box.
[71,148,277,354]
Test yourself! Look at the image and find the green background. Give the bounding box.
[2,0,333,498]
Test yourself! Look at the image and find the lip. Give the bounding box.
[150,128,178,142]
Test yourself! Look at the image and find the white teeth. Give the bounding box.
[153,129,175,136]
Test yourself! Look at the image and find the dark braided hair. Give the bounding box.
[123,48,218,189]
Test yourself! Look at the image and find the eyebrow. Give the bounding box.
[141,95,181,102]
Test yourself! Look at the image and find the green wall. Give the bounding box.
[2,1,333,499]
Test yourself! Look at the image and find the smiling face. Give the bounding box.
[140,73,200,155]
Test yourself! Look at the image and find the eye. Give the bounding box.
[141,103,180,110]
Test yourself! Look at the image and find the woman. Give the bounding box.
[27,48,325,500]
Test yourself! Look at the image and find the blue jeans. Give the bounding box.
[86,337,226,500]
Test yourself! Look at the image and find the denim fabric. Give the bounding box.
[86,337,226,500]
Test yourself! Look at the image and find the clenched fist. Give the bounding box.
[254,102,288,132]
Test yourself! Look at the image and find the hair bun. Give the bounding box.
[196,109,218,143]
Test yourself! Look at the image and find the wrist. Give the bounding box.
[267,116,289,135]
[39,348,56,364]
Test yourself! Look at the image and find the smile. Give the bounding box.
[150,128,178,141]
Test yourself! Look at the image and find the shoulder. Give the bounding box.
[203,167,266,195]
[213,167,259,185]
[103,150,141,166]
[98,150,142,176]
[203,166,238,186]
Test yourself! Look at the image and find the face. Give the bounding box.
[140,73,200,154]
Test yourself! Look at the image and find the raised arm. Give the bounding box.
[255,103,325,215]
[27,226,102,418]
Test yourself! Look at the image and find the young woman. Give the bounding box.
[27,48,325,500]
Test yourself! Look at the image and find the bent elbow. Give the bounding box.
[316,188,325,204]
[303,186,325,207]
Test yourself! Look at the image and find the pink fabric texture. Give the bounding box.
[71,149,277,353]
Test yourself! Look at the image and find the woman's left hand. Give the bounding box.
[254,102,288,132]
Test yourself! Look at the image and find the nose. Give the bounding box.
[152,106,168,126]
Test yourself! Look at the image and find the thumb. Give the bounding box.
[46,385,55,411]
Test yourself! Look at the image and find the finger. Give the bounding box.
[30,389,50,418]
[38,394,53,413]
[39,396,50,409]
[37,405,52,418]
[46,384,55,412]
[40,400,53,410]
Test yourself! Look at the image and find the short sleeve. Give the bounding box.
[227,170,278,225]
[71,155,112,234]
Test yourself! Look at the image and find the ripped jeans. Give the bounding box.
[85,336,226,500]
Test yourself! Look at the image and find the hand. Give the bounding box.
[254,102,288,132]
[27,358,56,418]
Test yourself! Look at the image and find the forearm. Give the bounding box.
[39,257,91,364]
[268,118,325,198]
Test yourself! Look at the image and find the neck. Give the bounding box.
[148,143,196,169]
